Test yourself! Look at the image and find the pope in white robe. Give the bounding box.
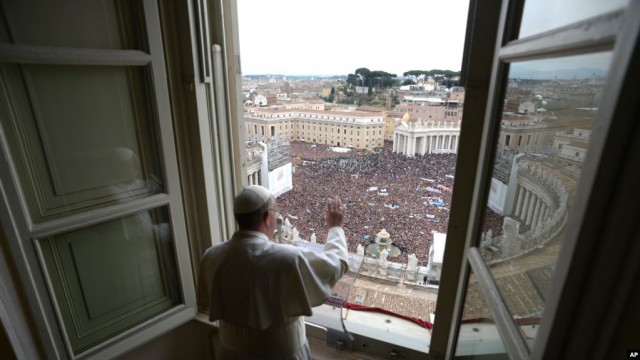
[198,185,349,359]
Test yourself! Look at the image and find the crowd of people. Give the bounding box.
[278,142,442,266]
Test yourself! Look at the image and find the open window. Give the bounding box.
[213,0,640,358]
[431,0,640,358]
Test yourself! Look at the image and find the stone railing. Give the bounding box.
[276,221,441,289]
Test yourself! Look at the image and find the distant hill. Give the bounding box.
[509,65,608,80]
[243,74,347,79]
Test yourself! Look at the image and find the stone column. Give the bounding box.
[515,186,525,217]
[540,205,548,224]
[526,195,537,226]
[521,189,531,222]
[408,136,414,156]
[532,199,542,228]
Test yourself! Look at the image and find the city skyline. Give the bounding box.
[237,0,470,76]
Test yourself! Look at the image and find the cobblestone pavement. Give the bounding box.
[343,234,564,322]
[345,276,438,321]
[463,234,563,319]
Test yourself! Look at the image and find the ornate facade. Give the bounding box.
[392,115,461,156]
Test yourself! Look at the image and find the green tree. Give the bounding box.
[355,68,371,87]
[346,67,399,89]
[346,73,358,87]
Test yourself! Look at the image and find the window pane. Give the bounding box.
[479,52,612,345]
[455,271,508,358]
[1,0,144,49]
[0,64,163,222]
[518,0,628,38]
[38,207,181,354]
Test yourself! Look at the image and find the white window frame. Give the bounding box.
[431,0,640,359]
[0,1,198,358]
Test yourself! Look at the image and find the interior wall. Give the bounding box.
[116,320,215,360]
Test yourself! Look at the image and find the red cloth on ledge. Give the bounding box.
[344,302,433,330]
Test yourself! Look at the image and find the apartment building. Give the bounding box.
[498,114,562,154]
[244,108,385,149]
[384,111,404,142]
[395,96,463,121]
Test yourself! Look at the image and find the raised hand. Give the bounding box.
[326,196,345,228]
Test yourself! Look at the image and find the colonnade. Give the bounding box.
[513,185,551,229]
[247,170,261,186]
[393,132,460,156]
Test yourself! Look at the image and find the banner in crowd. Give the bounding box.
[269,162,293,197]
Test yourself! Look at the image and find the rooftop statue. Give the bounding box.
[357,244,365,256]
[379,248,388,268]
[407,253,418,272]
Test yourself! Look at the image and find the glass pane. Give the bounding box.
[479,52,612,345]
[0,0,144,49]
[38,207,181,354]
[455,270,508,358]
[519,0,628,38]
[0,64,163,222]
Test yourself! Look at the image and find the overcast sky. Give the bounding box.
[237,0,470,76]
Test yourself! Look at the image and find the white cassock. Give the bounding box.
[198,227,349,359]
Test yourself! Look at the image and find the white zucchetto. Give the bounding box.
[233,185,273,214]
